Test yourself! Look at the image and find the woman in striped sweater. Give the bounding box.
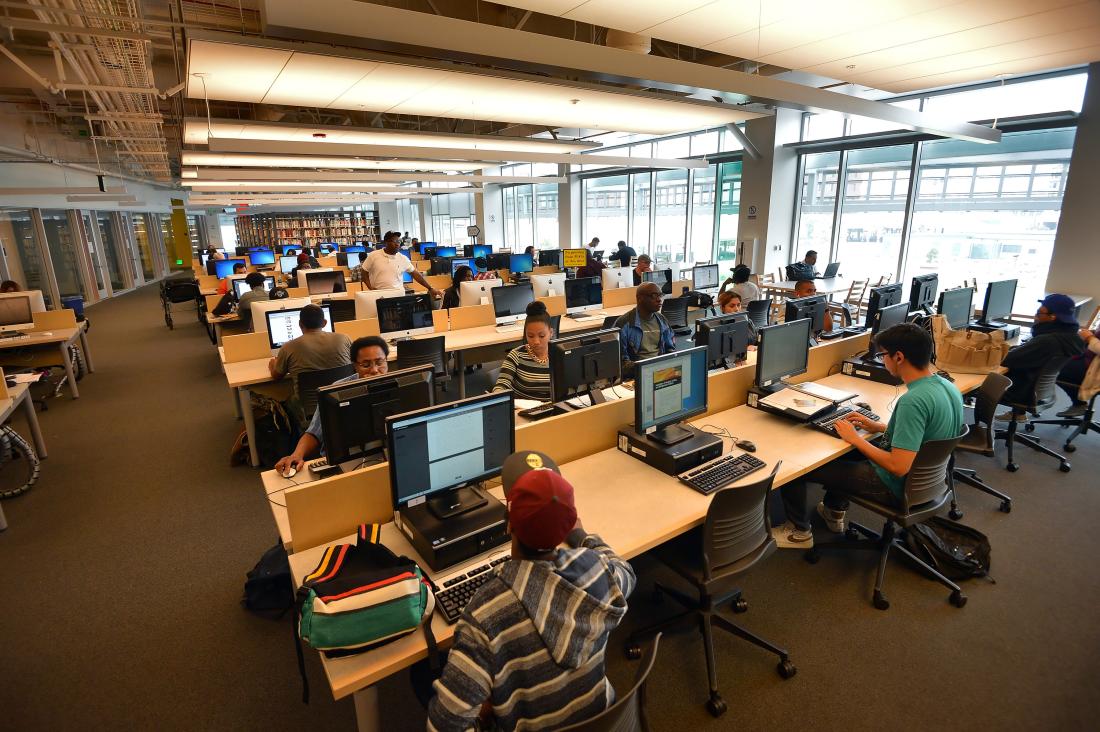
[492,300,554,402]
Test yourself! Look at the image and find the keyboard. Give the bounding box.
[566,311,604,320]
[678,452,767,495]
[494,323,522,333]
[436,556,511,623]
[518,403,566,420]
[308,458,342,477]
[807,405,880,437]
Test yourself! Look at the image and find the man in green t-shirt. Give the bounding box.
[776,323,964,543]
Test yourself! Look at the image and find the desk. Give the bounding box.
[0,381,48,532]
[0,327,94,398]
[286,368,985,731]
[765,277,853,297]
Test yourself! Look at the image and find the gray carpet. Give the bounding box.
[1,284,1098,731]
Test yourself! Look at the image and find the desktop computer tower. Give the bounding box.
[841,358,903,386]
[616,425,723,476]
[397,489,510,572]
[967,322,1021,340]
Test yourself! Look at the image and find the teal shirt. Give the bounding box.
[874,374,964,499]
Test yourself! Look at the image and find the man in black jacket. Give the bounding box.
[996,293,1084,421]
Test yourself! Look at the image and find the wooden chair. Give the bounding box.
[841,278,869,324]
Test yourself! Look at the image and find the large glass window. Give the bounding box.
[514,185,535,247]
[97,212,126,290]
[502,187,516,247]
[794,152,840,265]
[132,214,156,280]
[834,145,912,283]
[0,209,47,299]
[534,183,559,248]
[716,162,742,268]
[653,169,688,263]
[40,210,82,301]
[583,175,629,246]
[630,173,651,255]
[689,166,716,264]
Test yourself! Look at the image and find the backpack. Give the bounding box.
[246,393,298,468]
[242,541,294,618]
[904,516,993,581]
[294,523,437,702]
[211,292,235,316]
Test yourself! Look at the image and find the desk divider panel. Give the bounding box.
[198,275,219,290]
[222,332,271,363]
[532,265,559,275]
[496,269,510,282]
[672,279,692,296]
[0,369,8,400]
[536,295,566,316]
[426,274,453,291]
[285,287,308,299]
[203,294,223,313]
[414,260,431,272]
[334,318,382,339]
[285,466,394,552]
[450,304,495,330]
[602,286,638,308]
[31,308,77,331]
[318,256,338,268]
[431,309,449,332]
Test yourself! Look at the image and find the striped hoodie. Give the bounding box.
[427,531,636,732]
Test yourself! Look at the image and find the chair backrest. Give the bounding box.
[903,427,968,511]
[844,279,868,306]
[758,272,775,285]
[972,371,1012,439]
[165,281,199,303]
[702,463,781,579]
[601,315,619,330]
[558,634,661,732]
[1035,355,1073,412]
[746,298,771,329]
[660,296,689,329]
[296,363,356,421]
[394,335,448,377]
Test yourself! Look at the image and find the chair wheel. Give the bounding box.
[949,508,963,520]
[1024,423,1035,432]
[999,500,1012,513]
[705,694,728,717]
[844,526,860,540]
[1059,462,1071,473]
[733,598,748,614]
[624,643,642,660]
[803,549,820,564]
[1064,443,1076,453]
[777,659,797,679]
[950,590,968,608]
[873,591,890,611]
[1006,463,1019,472]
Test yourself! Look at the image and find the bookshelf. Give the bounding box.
[235,211,380,248]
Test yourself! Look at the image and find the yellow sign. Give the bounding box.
[525,453,544,469]
[562,248,587,268]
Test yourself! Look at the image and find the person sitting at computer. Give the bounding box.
[216,262,247,295]
[236,272,269,328]
[442,265,473,309]
[793,279,834,333]
[608,240,637,266]
[717,291,758,346]
[777,323,964,544]
[0,280,20,293]
[288,254,313,288]
[349,251,369,283]
[719,264,761,304]
[491,301,554,402]
[427,450,635,732]
[268,304,352,413]
[471,256,497,280]
[363,231,441,299]
[524,245,537,260]
[206,246,225,261]
[632,253,653,286]
[273,336,389,475]
[995,294,1085,422]
[787,250,818,281]
[575,248,605,279]
[614,282,676,377]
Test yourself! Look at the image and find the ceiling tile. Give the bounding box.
[262,53,374,107]
[564,0,713,35]
[186,40,291,103]
[642,1,761,49]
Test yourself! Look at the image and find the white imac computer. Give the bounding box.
[250,297,313,335]
[564,277,603,315]
[601,267,633,290]
[491,283,534,325]
[376,294,436,339]
[298,267,335,288]
[232,276,276,299]
[458,278,503,308]
[530,273,566,298]
[278,256,297,275]
[0,290,47,330]
[354,288,406,320]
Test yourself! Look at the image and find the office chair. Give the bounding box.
[804,428,969,611]
[549,314,561,336]
[559,634,661,732]
[601,315,619,330]
[1025,388,1100,453]
[394,335,451,394]
[296,363,355,423]
[660,296,692,336]
[948,372,1013,517]
[745,299,771,330]
[998,354,1074,472]
[625,464,795,717]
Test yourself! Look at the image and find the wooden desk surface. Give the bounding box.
[0,328,80,349]
[0,382,30,420]
[767,277,853,295]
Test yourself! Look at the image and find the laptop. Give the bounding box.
[819,262,841,279]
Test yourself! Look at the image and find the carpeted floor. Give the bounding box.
[1,284,1098,731]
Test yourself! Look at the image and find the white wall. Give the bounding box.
[736,108,801,276]
[376,201,399,234]
[482,185,504,244]
[0,162,180,213]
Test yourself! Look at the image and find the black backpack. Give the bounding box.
[243,541,294,618]
[211,293,235,316]
[905,517,992,581]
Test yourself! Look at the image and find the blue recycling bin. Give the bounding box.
[60,295,85,319]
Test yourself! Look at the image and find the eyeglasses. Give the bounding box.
[356,358,387,368]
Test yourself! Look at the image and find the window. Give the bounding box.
[794,151,840,265]
[534,183,559,248]
[715,162,742,268]
[132,214,157,280]
[41,210,83,299]
[583,175,629,246]
[653,169,688,262]
[97,212,126,290]
[631,173,651,255]
[688,166,716,264]
[0,209,49,301]
[834,145,913,284]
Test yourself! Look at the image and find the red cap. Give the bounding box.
[297,253,309,264]
[507,469,577,552]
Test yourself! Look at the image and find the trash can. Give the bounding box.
[60,295,85,320]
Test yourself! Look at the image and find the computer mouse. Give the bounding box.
[735,439,756,453]
[280,466,297,479]
[855,401,872,410]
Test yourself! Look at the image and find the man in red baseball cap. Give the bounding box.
[428,450,636,732]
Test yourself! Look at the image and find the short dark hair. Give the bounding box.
[351,335,389,361]
[357,251,368,262]
[617,240,627,248]
[244,272,265,287]
[732,264,751,283]
[233,262,246,272]
[384,231,400,243]
[875,323,933,368]
[793,279,815,294]
[805,250,817,258]
[299,304,326,330]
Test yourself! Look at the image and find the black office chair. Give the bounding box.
[625,464,794,717]
[559,634,661,732]
[549,314,561,336]
[394,335,451,394]
[998,354,1073,472]
[601,315,620,331]
[805,428,970,611]
[1025,386,1100,454]
[947,372,1013,517]
[660,296,692,336]
[745,299,771,330]
[296,363,355,423]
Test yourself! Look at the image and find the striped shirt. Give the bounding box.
[427,532,636,732]
[492,346,551,402]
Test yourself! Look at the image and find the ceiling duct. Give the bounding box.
[604,30,650,56]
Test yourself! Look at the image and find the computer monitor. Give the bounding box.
[754,318,811,391]
[692,264,720,291]
[871,301,910,336]
[430,256,453,276]
[386,390,515,518]
[232,275,275,300]
[343,245,367,254]
[549,328,622,405]
[491,283,534,325]
[909,273,939,314]
[864,283,903,328]
[280,245,299,255]
[459,278,503,308]
[421,246,437,260]
[450,258,474,276]
[376,294,435,339]
[509,253,533,274]
[265,305,333,349]
[353,288,405,319]
[247,246,268,253]
[538,249,562,268]
[693,312,751,370]
[320,297,356,323]
[435,246,457,257]
[304,270,346,295]
[601,267,633,290]
[784,295,828,337]
[643,268,673,295]
[564,277,602,314]
[530,273,566,298]
[0,296,33,327]
[317,243,336,256]
[416,241,436,253]
[980,279,1017,326]
[248,250,276,267]
[634,346,709,445]
[937,287,975,329]
[317,364,435,467]
[278,256,298,275]
[199,253,210,267]
[213,258,247,279]
[822,262,841,278]
[463,244,492,259]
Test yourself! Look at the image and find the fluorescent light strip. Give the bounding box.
[190,169,565,184]
[66,194,138,202]
[0,186,128,195]
[184,182,433,192]
[183,118,600,153]
[181,152,481,172]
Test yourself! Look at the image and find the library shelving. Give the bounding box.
[235,211,380,248]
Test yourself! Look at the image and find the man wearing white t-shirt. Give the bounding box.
[363,232,441,299]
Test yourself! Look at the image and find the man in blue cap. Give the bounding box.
[996,293,1085,421]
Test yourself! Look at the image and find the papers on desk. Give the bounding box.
[789,381,857,404]
[8,372,43,384]
[758,388,833,419]
[514,398,544,411]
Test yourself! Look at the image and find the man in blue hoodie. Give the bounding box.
[428,450,636,732]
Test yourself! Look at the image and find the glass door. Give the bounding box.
[97,212,128,291]
[0,209,47,297]
[132,214,157,280]
[40,210,83,305]
[81,212,110,299]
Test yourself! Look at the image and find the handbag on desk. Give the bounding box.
[931,315,1010,374]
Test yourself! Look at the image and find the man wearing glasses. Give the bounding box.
[774,323,964,545]
[274,336,390,475]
